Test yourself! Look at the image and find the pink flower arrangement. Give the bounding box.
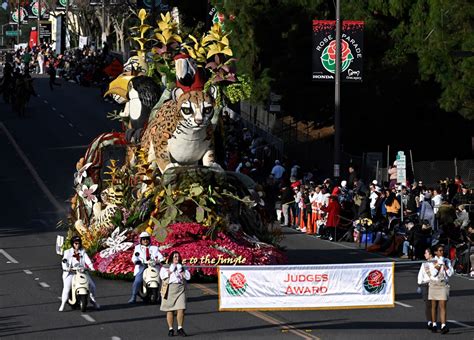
[92,222,287,278]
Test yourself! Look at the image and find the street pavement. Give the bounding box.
[0,76,473,340]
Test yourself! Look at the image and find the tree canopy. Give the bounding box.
[213,0,473,120]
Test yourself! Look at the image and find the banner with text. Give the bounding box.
[219,262,394,311]
[312,20,364,82]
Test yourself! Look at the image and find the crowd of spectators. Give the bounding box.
[220,112,474,277]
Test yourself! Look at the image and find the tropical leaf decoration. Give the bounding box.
[130,9,153,57]
[182,34,208,64]
[203,23,233,59]
[154,12,182,47]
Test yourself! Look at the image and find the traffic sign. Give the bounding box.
[396,151,406,185]
[6,31,20,37]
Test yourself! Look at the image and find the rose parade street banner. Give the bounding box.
[218,263,394,311]
[312,20,364,82]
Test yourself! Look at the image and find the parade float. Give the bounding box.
[59,9,286,280]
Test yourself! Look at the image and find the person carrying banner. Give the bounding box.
[428,245,454,334]
[417,248,434,330]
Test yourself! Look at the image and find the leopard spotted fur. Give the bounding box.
[141,88,218,174]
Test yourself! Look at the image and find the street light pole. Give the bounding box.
[17,0,21,44]
[101,0,105,45]
[334,0,341,179]
[37,0,41,46]
[65,0,69,51]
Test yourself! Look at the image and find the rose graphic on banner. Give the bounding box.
[225,272,248,296]
[321,39,353,74]
[11,7,27,23]
[31,0,47,17]
[363,270,386,294]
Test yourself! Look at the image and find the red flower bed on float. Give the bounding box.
[92,222,287,279]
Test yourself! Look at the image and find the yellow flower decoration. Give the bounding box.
[202,23,233,59]
[130,9,152,57]
[155,12,182,46]
[182,34,208,63]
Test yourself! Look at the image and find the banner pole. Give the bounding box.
[37,0,41,46]
[333,0,341,180]
[17,0,20,44]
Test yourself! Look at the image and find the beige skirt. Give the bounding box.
[160,283,186,311]
[428,282,449,301]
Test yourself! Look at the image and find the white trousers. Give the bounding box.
[38,61,44,74]
[61,272,97,304]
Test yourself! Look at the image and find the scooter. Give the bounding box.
[67,264,90,312]
[137,259,161,303]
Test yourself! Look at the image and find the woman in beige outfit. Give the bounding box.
[428,245,454,334]
[160,251,191,337]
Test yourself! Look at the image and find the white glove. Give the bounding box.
[169,263,176,272]
[176,264,183,272]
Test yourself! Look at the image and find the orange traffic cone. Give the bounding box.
[306,212,313,234]
[313,213,320,235]
[299,210,305,230]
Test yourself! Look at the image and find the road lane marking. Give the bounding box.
[44,100,48,104]
[59,114,65,118]
[39,282,50,288]
[81,314,96,322]
[68,123,74,128]
[23,269,33,274]
[395,301,413,308]
[447,320,472,328]
[0,122,65,213]
[78,132,83,137]
[191,283,319,339]
[111,337,121,340]
[52,107,56,111]
[0,249,19,263]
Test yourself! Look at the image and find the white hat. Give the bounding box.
[139,231,150,238]
[372,180,378,185]
[341,180,347,188]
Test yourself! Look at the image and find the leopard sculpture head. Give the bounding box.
[141,85,222,173]
[173,87,216,130]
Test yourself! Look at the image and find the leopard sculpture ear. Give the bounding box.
[172,87,184,102]
[208,85,218,101]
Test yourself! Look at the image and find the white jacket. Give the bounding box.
[131,244,164,276]
[160,264,191,284]
[428,256,454,283]
[62,248,95,271]
[417,261,433,285]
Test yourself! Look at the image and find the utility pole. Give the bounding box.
[17,0,21,44]
[37,0,41,46]
[65,0,69,50]
[101,0,105,46]
[333,0,341,179]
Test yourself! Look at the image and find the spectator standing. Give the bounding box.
[271,160,285,181]
[37,50,45,74]
[348,165,357,190]
[420,193,435,229]
[453,184,473,207]
[388,161,397,189]
[48,61,61,90]
[280,182,294,227]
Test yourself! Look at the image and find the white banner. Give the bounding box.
[218,262,394,311]
[79,36,88,49]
